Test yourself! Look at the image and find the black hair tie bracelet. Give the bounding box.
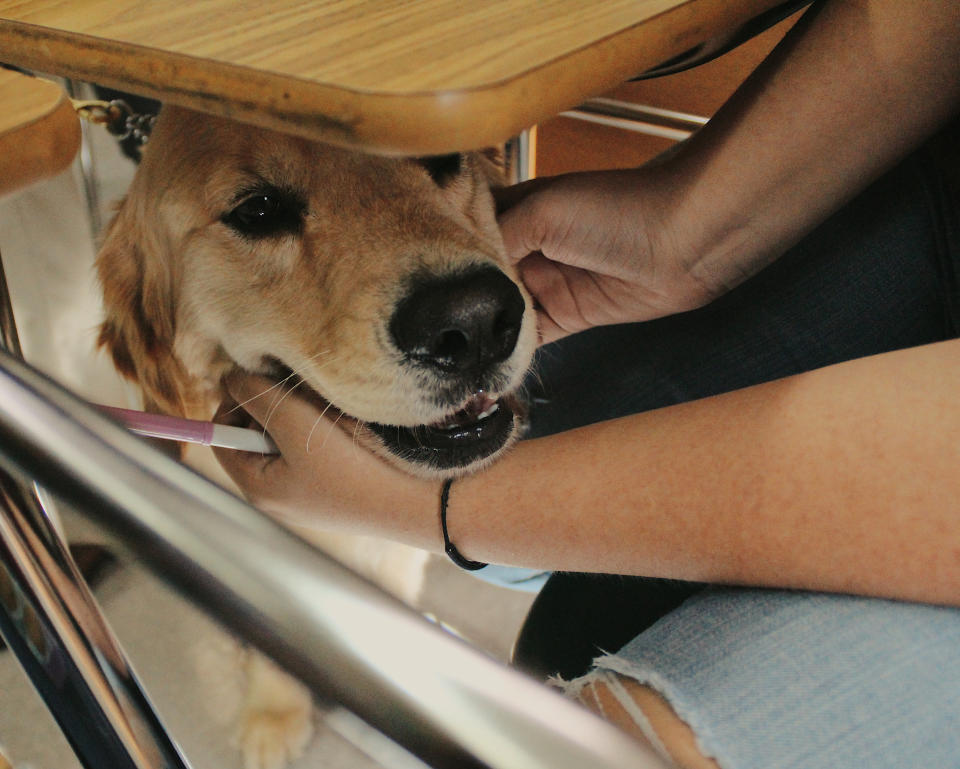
[439,479,488,571]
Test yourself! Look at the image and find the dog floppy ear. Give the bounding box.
[96,198,196,417]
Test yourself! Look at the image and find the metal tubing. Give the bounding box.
[0,349,670,769]
[505,127,537,183]
[0,476,193,769]
[0,251,192,769]
[64,80,104,238]
[562,98,708,142]
[0,255,23,357]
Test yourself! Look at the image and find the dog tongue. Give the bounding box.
[432,392,498,429]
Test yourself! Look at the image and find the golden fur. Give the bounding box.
[97,106,536,477]
[95,106,538,768]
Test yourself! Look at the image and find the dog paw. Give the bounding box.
[235,653,315,769]
[236,706,313,769]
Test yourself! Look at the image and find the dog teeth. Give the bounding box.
[431,396,501,431]
[477,402,499,420]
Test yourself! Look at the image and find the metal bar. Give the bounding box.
[0,477,193,769]
[0,256,22,357]
[64,80,104,238]
[0,251,193,769]
[562,98,708,141]
[0,348,670,769]
[505,127,537,183]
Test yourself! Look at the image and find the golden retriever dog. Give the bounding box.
[97,105,537,478]
[95,105,537,769]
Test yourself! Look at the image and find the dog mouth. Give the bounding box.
[258,359,523,474]
[367,391,521,472]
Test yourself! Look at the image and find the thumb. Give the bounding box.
[498,198,548,265]
[495,177,559,264]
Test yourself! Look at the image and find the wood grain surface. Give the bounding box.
[0,67,79,195]
[0,0,786,152]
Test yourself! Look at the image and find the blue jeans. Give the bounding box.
[512,129,960,768]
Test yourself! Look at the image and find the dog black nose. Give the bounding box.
[390,267,526,377]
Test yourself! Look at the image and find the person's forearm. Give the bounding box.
[451,339,960,606]
[660,0,960,295]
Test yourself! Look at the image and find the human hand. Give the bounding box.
[497,168,715,344]
[212,373,438,549]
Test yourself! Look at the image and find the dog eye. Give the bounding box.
[417,154,462,186]
[222,190,304,238]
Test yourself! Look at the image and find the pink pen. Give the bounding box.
[98,405,278,453]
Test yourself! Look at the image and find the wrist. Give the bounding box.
[382,473,444,552]
[644,146,771,306]
[626,162,729,313]
[439,479,488,570]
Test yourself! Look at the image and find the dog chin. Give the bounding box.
[253,361,526,479]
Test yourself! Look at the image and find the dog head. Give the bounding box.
[97,106,536,478]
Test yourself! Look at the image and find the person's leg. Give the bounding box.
[512,574,705,679]
[576,677,719,769]
[562,589,960,769]
[515,126,960,766]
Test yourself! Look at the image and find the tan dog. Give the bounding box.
[95,106,537,769]
[97,105,537,479]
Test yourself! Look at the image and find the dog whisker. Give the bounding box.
[263,377,306,433]
[529,364,547,394]
[310,408,347,456]
[251,372,304,437]
[352,418,368,448]
[350,418,367,462]
[305,399,337,453]
[225,349,333,416]
[519,360,548,408]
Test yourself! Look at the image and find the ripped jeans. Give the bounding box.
[507,134,960,768]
